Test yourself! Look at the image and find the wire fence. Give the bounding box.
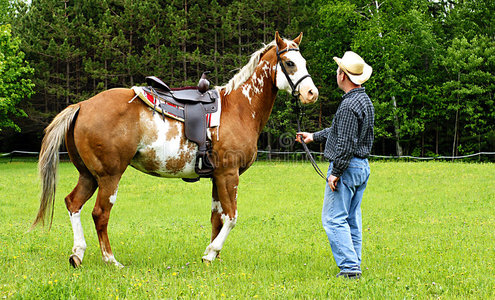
[257,150,495,162]
[0,151,69,162]
[3,150,494,162]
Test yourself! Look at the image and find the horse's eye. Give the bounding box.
[286,61,295,67]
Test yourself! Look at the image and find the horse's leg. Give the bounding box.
[92,175,123,267]
[65,126,98,268]
[65,172,97,268]
[203,169,239,262]
[207,180,222,257]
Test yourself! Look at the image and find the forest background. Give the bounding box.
[1,0,494,159]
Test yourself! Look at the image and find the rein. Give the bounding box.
[295,100,329,183]
[276,46,329,183]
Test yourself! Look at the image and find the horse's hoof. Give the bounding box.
[202,257,212,265]
[69,254,82,268]
[103,257,124,268]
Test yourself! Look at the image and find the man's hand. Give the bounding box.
[328,175,339,192]
[296,132,314,144]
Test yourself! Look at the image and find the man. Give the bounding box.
[297,51,374,279]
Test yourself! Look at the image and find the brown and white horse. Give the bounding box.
[32,32,318,267]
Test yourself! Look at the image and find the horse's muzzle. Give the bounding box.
[299,85,319,104]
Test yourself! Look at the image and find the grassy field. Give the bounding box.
[0,160,494,299]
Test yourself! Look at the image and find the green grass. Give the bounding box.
[1,160,494,299]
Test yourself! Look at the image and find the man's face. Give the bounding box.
[336,67,344,91]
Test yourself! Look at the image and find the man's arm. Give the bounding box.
[312,128,330,143]
[296,127,330,144]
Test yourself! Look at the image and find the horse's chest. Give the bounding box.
[131,113,198,178]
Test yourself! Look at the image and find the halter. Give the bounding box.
[276,46,329,183]
[276,46,312,98]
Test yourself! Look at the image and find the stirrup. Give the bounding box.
[195,152,214,177]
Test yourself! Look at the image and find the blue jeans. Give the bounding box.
[322,157,370,273]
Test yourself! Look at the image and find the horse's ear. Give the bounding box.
[275,31,286,49]
[293,32,303,45]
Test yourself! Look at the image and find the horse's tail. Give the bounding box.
[31,104,80,230]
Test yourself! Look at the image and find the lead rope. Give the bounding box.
[276,46,328,183]
[294,97,329,183]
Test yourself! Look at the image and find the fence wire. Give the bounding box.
[2,150,495,161]
[257,150,495,161]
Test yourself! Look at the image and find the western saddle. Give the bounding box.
[144,75,219,180]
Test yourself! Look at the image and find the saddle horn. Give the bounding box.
[198,71,211,94]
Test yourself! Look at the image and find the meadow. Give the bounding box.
[0,160,494,299]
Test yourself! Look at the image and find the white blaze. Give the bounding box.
[275,50,314,94]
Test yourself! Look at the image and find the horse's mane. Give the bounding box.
[220,39,297,94]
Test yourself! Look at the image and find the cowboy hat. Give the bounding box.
[333,51,372,85]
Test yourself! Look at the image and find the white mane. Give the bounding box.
[220,39,297,94]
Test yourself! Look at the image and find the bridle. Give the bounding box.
[276,46,329,183]
[276,46,312,98]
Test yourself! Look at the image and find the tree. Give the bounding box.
[352,0,440,156]
[441,35,495,156]
[0,24,35,131]
[0,0,10,25]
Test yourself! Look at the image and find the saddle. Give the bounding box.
[133,75,220,179]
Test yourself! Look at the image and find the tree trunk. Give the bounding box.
[56,60,59,111]
[196,34,200,78]
[267,131,272,161]
[238,10,241,66]
[319,101,323,156]
[263,4,266,43]
[104,59,108,90]
[183,0,188,83]
[287,0,291,26]
[214,30,218,85]
[435,121,439,155]
[64,0,69,106]
[452,72,460,160]
[421,131,425,157]
[170,53,174,84]
[392,96,403,156]
[44,86,48,113]
[182,42,187,83]
[129,30,134,86]
[452,108,459,159]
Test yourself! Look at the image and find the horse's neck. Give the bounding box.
[222,58,278,135]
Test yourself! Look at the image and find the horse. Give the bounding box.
[32,31,318,268]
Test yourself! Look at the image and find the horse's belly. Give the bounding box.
[131,112,198,178]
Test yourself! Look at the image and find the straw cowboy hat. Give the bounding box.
[333,51,372,85]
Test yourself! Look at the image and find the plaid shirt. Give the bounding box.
[313,87,374,177]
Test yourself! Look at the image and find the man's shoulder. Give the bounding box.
[341,93,366,108]
[338,91,372,116]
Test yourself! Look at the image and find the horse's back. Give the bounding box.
[80,88,136,113]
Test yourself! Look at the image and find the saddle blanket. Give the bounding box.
[131,86,221,128]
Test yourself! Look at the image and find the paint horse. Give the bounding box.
[32,32,318,267]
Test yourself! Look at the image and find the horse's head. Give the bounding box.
[274,32,318,104]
